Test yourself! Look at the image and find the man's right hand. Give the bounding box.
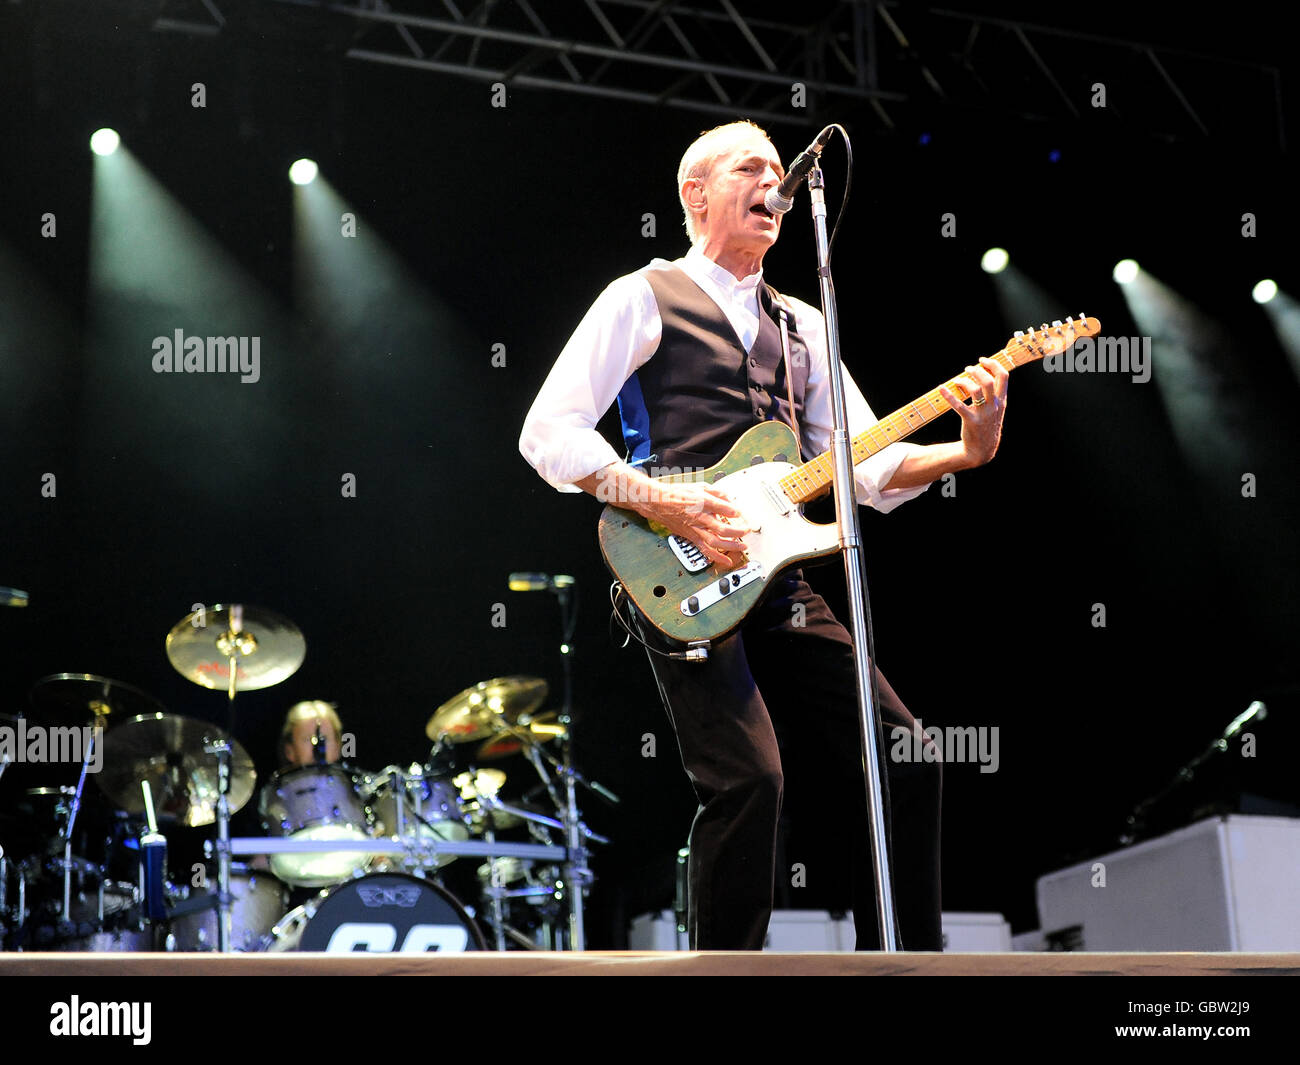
[635,480,756,569]
[577,463,756,569]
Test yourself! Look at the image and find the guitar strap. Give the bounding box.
[773,297,803,458]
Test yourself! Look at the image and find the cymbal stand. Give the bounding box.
[481,822,507,951]
[59,719,102,926]
[551,580,591,950]
[212,608,254,953]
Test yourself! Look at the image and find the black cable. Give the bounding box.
[826,123,852,266]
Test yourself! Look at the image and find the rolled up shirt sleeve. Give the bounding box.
[519,273,661,492]
[789,296,931,514]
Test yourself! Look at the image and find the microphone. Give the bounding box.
[764,125,836,216]
[508,572,576,592]
[1223,700,1266,740]
[0,587,29,607]
[312,724,328,765]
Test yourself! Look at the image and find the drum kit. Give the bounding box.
[0,602,613,953]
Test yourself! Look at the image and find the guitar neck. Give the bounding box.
[780,344,1024,506]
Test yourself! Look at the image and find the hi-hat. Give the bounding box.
[96,713,256,826]
[28,674,165,730]
[425,676,548,743]
[165,604,305,692]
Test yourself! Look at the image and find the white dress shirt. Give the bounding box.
[519,246,930,513]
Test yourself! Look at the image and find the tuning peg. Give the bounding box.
[1051,319,1062,327]
[1077,311,1086,321]
[1040,322,1049,331]
[1014,330,1024,338]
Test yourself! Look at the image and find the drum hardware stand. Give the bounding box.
[59,715,104,929]
[211,607,256,953]
[481,824,508,951]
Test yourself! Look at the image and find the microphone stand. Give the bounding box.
[553,579,590,951]
[805,161,898,952]
[1119,701,1267,846]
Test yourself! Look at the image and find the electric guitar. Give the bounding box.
[598,314,1101,644]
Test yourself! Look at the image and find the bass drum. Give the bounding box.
[267,873,486,953]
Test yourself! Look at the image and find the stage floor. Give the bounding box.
[3,951,1298,976]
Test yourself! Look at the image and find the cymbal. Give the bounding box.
[96,713,256,826]
[452,768,506,800]
[28,673,165,729]
[475,712,565,761]
[165,604,305,692]
[425,676,547,743]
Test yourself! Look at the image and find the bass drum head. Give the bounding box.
[281,873,486,953]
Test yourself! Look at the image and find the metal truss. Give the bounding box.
[135,1,1286,144]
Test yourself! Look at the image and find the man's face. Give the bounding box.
[284,716,340,767]
[691,133,785,260]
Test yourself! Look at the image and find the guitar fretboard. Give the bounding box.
[779,345,1027,505]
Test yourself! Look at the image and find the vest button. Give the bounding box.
[749,357,757,368]
[754,407,763,418]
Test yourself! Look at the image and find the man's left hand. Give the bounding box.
[937,355,1009,469]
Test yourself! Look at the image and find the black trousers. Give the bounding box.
[643,572,943,951]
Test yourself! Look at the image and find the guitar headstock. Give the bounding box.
[1005,314,1101,366]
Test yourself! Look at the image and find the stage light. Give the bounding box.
[981,247,1009,274]
[1252,279,1278,304]
[289,159,319,186]
[1113,259,1140,285]
[90,128,120,156]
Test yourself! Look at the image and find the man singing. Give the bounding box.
[519,120,1008,950]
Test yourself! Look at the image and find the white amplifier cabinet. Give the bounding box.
[627,910,1012,952]
[1036,815,1300,951]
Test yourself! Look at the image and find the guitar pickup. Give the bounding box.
[668,535,711,573]
[681,563,764,617]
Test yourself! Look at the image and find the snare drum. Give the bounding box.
[267,873,485,953]
[259,764,373,887]
[166,865,288,952]
[365,765,469,870]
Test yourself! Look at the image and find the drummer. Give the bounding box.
[278,700,344,768]
[248,700,350,881]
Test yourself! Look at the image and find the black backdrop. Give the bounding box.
[1,3,1297,945]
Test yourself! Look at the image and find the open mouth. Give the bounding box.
[750,202,774,219]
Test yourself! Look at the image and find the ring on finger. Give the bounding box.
[973,395,987,407]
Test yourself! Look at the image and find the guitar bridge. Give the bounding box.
[667,535,710,573]
[680,562,764,617]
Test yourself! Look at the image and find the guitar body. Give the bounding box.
[598,422,840,645]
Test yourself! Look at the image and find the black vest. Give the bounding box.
[616,264,811,476]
